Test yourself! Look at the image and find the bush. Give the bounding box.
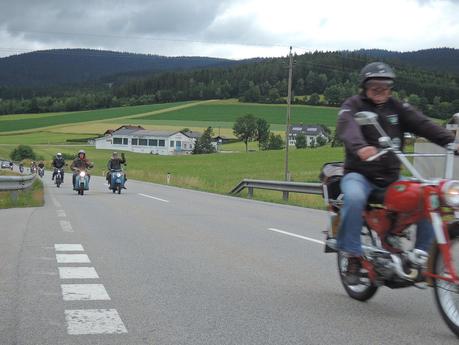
[265,133,284,150]
[295,133,307,149]
[10,145,36,161]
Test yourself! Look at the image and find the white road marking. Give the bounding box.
[58,267,99,279]
[60,220,74,233]
[51,196,62,208]
[65,309,128,335]
[56,254,91,264]
[57,209,66,218]
[268,228,325,245]
[61,284,111,301]
[138,193,169,203]
[55,244,84,252]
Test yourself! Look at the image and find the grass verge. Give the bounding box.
[0,178,44,209]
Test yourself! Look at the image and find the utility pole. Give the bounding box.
[283,46,293,201]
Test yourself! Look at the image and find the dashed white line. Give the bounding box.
[268,228,325,245]
[58,267,99,279]
[65,309,128,335]
[56,254,91,264]
[51,196,62,208]
[57,209,66,218]
[138,193,169,203]
[61,284,111,301]
[59,220,74,233]
[55,244,84,252]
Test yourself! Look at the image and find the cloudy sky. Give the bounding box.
[0,0,458,59]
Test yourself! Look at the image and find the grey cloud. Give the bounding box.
[0,0,235,47]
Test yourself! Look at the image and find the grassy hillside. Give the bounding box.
[0,101,193,133]
[138,101,338,127]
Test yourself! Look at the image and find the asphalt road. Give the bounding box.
[0,170,458,345]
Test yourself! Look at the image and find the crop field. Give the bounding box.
[0,101,193,133]
[138,101,339,127]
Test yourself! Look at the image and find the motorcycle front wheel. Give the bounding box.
[433,224,459,337]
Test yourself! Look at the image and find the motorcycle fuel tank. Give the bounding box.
[384,180,423,213]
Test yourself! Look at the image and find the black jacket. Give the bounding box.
[107,156,126,171]
[337,94,454,186]
[52,157,65,169]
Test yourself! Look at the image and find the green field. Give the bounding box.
[0,144,343,208]
[0,99,344,208]
[0,102,192,133]
[138,101,339,127]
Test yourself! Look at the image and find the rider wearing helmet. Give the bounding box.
[70,150,93,187]
[106,152,127,188]
[52,152,66,182]
[336,61,456,285]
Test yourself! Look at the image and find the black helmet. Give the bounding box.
[360,62,395,86]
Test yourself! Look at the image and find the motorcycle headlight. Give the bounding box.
[116,172,122,177]
[442,180,459,207]
[79,171,86,177]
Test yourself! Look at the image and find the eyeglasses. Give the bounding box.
[367,86,392,94]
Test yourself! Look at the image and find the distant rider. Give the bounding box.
[30,161,37,173]
[52,152,66,182]
[106,152,127,188]
[70,150,93,187]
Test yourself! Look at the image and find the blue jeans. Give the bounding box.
[337,172,434,256]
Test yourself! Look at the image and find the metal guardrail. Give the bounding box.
[0,174,36,191]
[230,178,323,200]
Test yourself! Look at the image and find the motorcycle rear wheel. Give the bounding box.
[433,224,459,337]
[337,252,378,301]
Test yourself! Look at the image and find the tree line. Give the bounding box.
[1,51,459,119]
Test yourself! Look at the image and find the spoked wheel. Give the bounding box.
[433,224,459,337]
[337,252,378,301]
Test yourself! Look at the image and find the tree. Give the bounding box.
[10,145,36,161]
[307,93,320,105]
[265,133,284,150]
[331,130,343,147]
[316,135,328,147]
[295,133,307,149]
[192,127,215,154]
[233,114,257,152]
[255,118,270,150]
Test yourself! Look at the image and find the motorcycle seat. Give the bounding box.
[367,188,386,205]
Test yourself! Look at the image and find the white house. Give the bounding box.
[94,125,197,155]
[288,124,329,146]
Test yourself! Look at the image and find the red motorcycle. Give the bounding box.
[323,111,459,337]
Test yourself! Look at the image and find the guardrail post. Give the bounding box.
[283,191,289,201]
[248,187,253,199]
[11,190,18,205]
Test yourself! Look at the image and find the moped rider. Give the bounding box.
[106,152,127,188]
[336,61,456,285]
[30,161,37,173]
[70,150,93,187]
[52,152,66,182]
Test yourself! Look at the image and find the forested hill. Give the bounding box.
[357,48,459,75]
[0,49,238,87]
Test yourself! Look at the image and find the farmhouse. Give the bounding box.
[288,124,329,146]
[94,125,197,155]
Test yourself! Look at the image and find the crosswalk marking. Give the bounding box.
[56,254,91,264]
[58,267,99,279]
[61,284,111,301]
[65,309,128,335]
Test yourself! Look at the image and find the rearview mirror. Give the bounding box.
[353,111,378,126]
